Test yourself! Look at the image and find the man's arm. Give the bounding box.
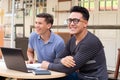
[61,56,76,68]
[41,56,75,69]
[54,40,71,63]
[27,48,36,64]
[41,42,101,74]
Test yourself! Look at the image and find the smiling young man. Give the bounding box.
[41,6,108,80]
[27,13,65,63]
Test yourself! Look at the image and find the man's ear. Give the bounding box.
[47,23,52,29]
[83,21,88,28]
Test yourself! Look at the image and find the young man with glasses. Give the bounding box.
[41,6,108,80]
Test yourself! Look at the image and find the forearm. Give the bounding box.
[27,52,34,60]
[27,48,35,62]
[48,63,76,74]
[48,52,93,74]
[54,58,61,63]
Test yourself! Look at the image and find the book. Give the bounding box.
[32,70,51,75]
[26,63,41,69]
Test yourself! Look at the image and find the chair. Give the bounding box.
[15,37,28,60]
[108,48,120,80]
[55,32,71,44]
[114,48,120,79]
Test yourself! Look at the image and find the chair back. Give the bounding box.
[55,32,71,44]
[114,48,120,79]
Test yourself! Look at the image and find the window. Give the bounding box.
[14,0,47,16]
[78,0,118,11]
[24,0,33,16]
[24,0,47,16]
[36,0,47,15]
[99,0,118,11]
[15,0,21,10]
[78,0,95,11]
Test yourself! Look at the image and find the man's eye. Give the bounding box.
[74,19,79,22]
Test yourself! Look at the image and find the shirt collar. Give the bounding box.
[37,31,54,43]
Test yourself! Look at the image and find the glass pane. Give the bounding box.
[36,0,39,2]
[106,0,112,10]
[113,0,118,10]
[90,1,94,11]
[84,1,89,9]
[36,8,39,15]
[36,0,47,14]
[36,3,39,7]
[84,0,88,1]
[16,27,24,38]
[90,0,94,2]
[29,8,33,16]
[40,0,43,6]
[44,0,47,7]
[79,1,84,6]
[80,2,84,6]
[15,1,21,10]
[99,0,105,11]
[43,8,46,13]
[4,25,11,38]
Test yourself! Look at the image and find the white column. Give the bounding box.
[11,0,15,48]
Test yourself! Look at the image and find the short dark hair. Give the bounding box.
[36,13,54,25]
[70,6,89,21]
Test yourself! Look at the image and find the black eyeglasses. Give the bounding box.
[66,18,86,24]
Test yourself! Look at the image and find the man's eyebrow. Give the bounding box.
[79,19,88,24]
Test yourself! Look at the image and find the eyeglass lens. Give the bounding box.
[67,18,80,24]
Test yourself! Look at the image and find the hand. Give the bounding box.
[61,56,76,68]
[26,59,36,64]
[41,61,50,69]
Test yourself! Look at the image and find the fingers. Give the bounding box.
[26,60,36,64]
[41,61,50,69]
[61,56,76,68]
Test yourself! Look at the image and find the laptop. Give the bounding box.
[0,47,40,73]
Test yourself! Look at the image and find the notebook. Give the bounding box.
[0,47,41,73]
[32,69,51,75]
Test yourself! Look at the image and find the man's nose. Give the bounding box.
[70,21,75,25]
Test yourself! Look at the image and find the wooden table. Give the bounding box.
[0,60,66,80]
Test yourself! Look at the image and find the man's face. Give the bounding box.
[67,12,87,35]
[34,17,50,35]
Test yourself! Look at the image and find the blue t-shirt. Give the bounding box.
[28,31,65,63]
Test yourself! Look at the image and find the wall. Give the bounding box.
[95,29,120,70]
[47,0,71,25]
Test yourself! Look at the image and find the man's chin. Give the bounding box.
[69,31,75,35]
[69,33,74,36]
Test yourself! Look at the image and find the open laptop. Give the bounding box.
[0,47,40,73]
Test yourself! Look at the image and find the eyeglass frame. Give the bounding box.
[66,18,87,24]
